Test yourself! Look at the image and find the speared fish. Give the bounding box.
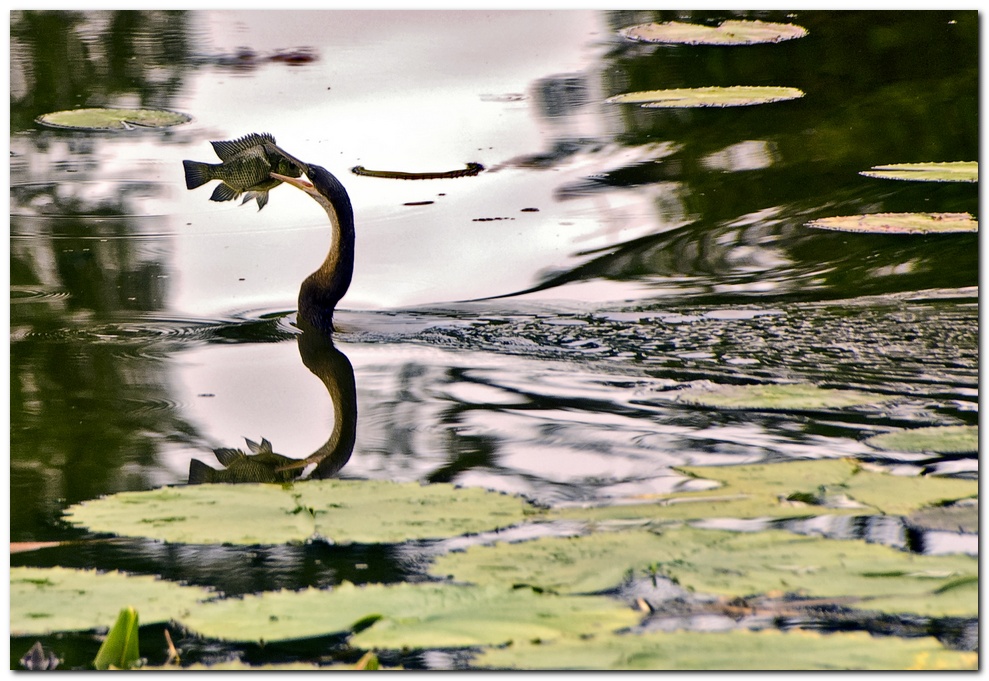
[188,437,304,484]
[182,132,308,210]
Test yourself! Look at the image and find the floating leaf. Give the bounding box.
[64,479,534,545]
[606,86,804,108]
[10,567,211,636]
[860,161,978,183]
[549,458,976,525]
[474,630,977,670]
[806,212,978,235]
[93,607,141,670]
[64,484,314,545]
[181,582,639,647]
[906,500,978,534]
[671,382,890,411]
[622,20,808,46]
[35,107,191,131]
[865,425,978,454]
[837,466,977,517]
[431,529,679,595]
[435,527,976,617]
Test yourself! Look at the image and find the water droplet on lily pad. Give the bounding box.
[865,425,978,454]
[806,212,978,234]
[672,382,890,411]
[36,107,191,131]
[860,161,977,183]
[606,86,805,108]
[621,19,808,45]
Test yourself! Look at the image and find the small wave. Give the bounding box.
[10,286,72,303]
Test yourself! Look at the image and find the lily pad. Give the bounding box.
[906,500,978,534]
[10,567,211,636]
[865,425,978,454]
[63,479,534,545]
[431,529,679,595]
[806,212,978,234]
[474,629,977,670]
[434,527,977,617]
[670,382,890,411]
[180,582,639,647]
[549,458,977,523]
[860,161,978,183]
[35,107,191,131]
[621,20,808,46]
[606,86,804,108]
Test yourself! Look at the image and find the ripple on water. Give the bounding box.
[11,311,299,355]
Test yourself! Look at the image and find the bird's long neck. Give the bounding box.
[296,324,358,478]
[298,171,355,334]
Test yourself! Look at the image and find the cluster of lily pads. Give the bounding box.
[609,19,977,236]
[13,398,977,669]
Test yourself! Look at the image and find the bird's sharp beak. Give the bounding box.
[271,172,318,197]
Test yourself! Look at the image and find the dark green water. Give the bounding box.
[9,10,978,669]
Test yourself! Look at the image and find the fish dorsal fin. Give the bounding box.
[213,447,244,467]
[210,132,277,161]
[209,182,241,202]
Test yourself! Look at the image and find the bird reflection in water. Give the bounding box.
[186,142,360,483]
[188,325,358,483]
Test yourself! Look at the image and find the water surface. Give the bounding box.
[9,9,978,669]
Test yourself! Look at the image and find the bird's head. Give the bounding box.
[271,164,351,218]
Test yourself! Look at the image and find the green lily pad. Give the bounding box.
[10,567,212,636]
[606,86,804,108]
[806,212,978,234]
[474,629,978,670]
[431,529,678,595]
[35,107,191,131]
[865,425,978,454]
[906,500,978,534]
[621,20,808,46]
[180,582,639,647]
[435,527,976,617]
[63,479,534,545]
[549,458,977,523]
[860,161,978,183]
[670,382,890,411]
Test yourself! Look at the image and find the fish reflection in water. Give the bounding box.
[182,132,307,210]
[189,436,301,484]
[188,324,358,484]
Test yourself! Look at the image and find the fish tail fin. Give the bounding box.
[209,183,240,203]
[183,160,215,190]
[188,458,216,484]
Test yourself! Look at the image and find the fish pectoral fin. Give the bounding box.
[239,192,257,206]
[255,191,270,211]
[209,183,241,203]
[182,160,215,190]
[211,133,278,161]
